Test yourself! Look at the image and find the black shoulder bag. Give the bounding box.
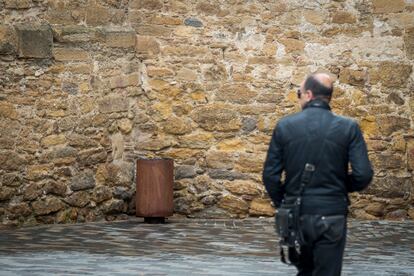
[275,115,332,265]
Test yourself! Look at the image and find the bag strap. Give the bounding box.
[279,112,334,265]
[297,112,333,198]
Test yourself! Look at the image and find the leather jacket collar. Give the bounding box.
[303,99,331,111]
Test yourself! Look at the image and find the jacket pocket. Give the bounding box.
[320,215,346,242]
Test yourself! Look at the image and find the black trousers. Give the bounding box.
[289,214,347,276]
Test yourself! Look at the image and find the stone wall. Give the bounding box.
[0,0,413,227]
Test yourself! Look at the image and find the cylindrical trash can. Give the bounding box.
[136,158,174,223]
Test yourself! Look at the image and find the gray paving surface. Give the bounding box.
[0,218,413,275]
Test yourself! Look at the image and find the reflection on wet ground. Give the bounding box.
[0,218,413,275]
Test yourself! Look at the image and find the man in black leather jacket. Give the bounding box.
[263,73,373,276]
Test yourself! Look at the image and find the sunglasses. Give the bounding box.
[297,89,302,99]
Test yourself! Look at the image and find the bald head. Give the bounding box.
[303,73,334,101]
[313,73,333,89]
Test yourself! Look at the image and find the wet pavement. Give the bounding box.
[0,218,413,275]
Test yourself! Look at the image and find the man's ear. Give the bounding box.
[305,90,314,101]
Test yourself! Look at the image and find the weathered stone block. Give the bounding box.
[135,25,171,36]
[162,116,192,135]
[196,2,220,15]
[102,199,126,214]
[369,62,412,88]
[405,27,414,60]
[208,169,248,181]
[40,146,78,165]
[77,147,107,166]
[93,186,112,203]
[105,31,136,48]
[177,132,214,149]
[376,115,410,136]
[408,208,414,220]
[191,104,241,132]
[224,180,261,196]
[46,2,85,25]
[200,194,219,206]
[26,164,53,180]
[366,176,411,198]
[216,84,257,104]
[280,38,305,53]
[372,0,405,13]
[236,153,265,173]
[71,170,96,191]
[339,69,367,86]
[175,165,197,180]
[1,172,22,187]
[5,0,32,9]
[64,191,90,208]
[184,18,203,28]
[218,194,249,214]
[109,74,139,89]
[67,134,98,149]
[352,209,378,220]
[0,101,18,119]
[117,118,133,134]
[0,25,17,55]
[0,150,27,170]
[172,104,192,117]
[135,35,160,55]
[44,181,67,196]
[174,194,202,215]
[137,135,175,151]
[61,82,79,94]
[147,67,174,77]
[52,25,97,43]
[113,187,132,200]
[129,0,162,10]
[365,202,385,217]
[0,186,14,201]
[95,163,119,186]
[23,183,43,201]
[242,117,257,133]
[6,203,31,219]
[147,101,172,121]
[176,67,198,81]
[388,13,414,28]
[162,45,209,56]
[407,139,414,171]
[41,134,66,147]
[374,153,405,170]
[205,151,235,170]
[217,138,246,152]
[53,48,89,61]
[150,15,182,25]
[86,3,111,26]
[249,198,274,217]
[248,56,276,65]
[32,197,64,216]
[304,10,325,25]
[387,92,405,105]
[16,24,52,58]
[98,95,129,113]
[56,208,78,223]
[332,11,356,24]
[385,209,408,220]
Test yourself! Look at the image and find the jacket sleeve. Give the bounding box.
[347,122,373,192]
[262,123,285,207]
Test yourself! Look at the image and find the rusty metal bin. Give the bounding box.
[136,158,174,223]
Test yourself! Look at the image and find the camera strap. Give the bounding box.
[280,112,333,264]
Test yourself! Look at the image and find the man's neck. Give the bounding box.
[303,99,331,110]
